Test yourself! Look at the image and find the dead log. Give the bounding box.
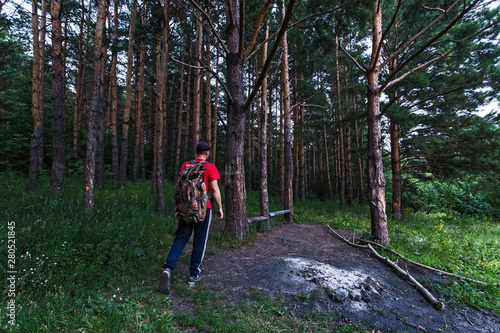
[360,238,499,287]
[327,225,445,310]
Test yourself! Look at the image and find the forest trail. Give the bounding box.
[166,223,500,332]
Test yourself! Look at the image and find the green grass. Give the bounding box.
[1,173,499,332]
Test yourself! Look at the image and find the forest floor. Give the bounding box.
[164,223,500,332]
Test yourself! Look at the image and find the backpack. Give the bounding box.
[174,160,209,224]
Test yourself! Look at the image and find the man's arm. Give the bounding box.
[209,180,224,220]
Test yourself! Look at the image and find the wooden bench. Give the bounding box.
[247,210,292,223]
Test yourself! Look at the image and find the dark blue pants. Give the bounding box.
[162,209,212,277]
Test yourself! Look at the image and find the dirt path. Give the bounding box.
[173,223,500,332]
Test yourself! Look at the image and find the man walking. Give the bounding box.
[159,142,223,294]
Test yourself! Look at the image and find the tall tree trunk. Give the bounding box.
[27,0,46,191]
[335,32,345,208]
[344,65,354,206]
[259,19,270,230]
[94,37,107,189]
[322,111,333,198]
[205,16,212,145]
[174,36,185,177]
[83,0,106,218]
[224,0,248,239]
[298,102,306,201]
[154,1,168,213]
[183,44,192,162]
[281,0,293,223]
[109,0,119,181]
[133,3,147,183]
[366,0,389,244]
[212,42,219,161]
[354,105,366,204]
[192,11,203,153]
[119,0,137,187]
[72,0,88,158]
[49,0,65,193]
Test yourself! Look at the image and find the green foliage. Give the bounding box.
[403,176,498,219]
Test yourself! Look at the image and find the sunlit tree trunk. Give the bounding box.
[183,44,192,162]
[259,19,270,230]
[281,0,293,223]
[366,0,389,244]
[205,16,212,146]
[49,0,65,193]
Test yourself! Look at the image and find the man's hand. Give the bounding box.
[217,207,224,220]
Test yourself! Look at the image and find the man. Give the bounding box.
[159,142,223,294]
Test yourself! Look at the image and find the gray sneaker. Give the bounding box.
[159,269,171,294]
[187,274,202,287]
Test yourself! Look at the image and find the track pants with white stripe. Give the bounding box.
[162,209,212,277]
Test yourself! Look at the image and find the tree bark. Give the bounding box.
[259,20,270,230]
[224,0,248,239]
[154,1,169,212]
[192,10,203,153]
[119,0,137,187]
[205,16,212,145]
[133,3,147,183]
[72,0,88,158]
[366,0,390,244]
[174,35,185,177]
[281,0,293,223]
[83,0,106,218]
[27,0,46,191]
[49,0,65,193]
[109,0,119,181]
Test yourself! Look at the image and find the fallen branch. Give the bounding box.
[360,238,499,287]
[327,225,445,310]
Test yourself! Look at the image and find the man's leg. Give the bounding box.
[162,222,193,272]
[189,209,212,277]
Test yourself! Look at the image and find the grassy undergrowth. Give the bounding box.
[1,173,499,332]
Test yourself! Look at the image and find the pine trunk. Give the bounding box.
[174,36,185,177]
[50,0,65,193]
[133,6,147,183]
[281,1,293,223]
[83,0,106,218]
[119,0,137,187]
[27,0,45,191]
[110,0,119,181]
[367,0,390,244]
[192,13,203,153]
[224,0,248,240]
[259,20,270,230]
[154,2,168,213]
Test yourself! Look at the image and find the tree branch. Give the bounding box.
[244,0,274,60]
[384,0,480,83]
[244,2,355,62]
[380,0,462,71]
[327,225,445,310]
[244,0,298,110]
[170,57,233,104]
[339,42,367,73]
[188,0,230,55]
[381,51,452,92]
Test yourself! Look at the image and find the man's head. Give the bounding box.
[196,142,212,159]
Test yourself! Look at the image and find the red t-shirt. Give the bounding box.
[179,158,221,209]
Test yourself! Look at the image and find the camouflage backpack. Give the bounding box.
[174,160,209,224]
